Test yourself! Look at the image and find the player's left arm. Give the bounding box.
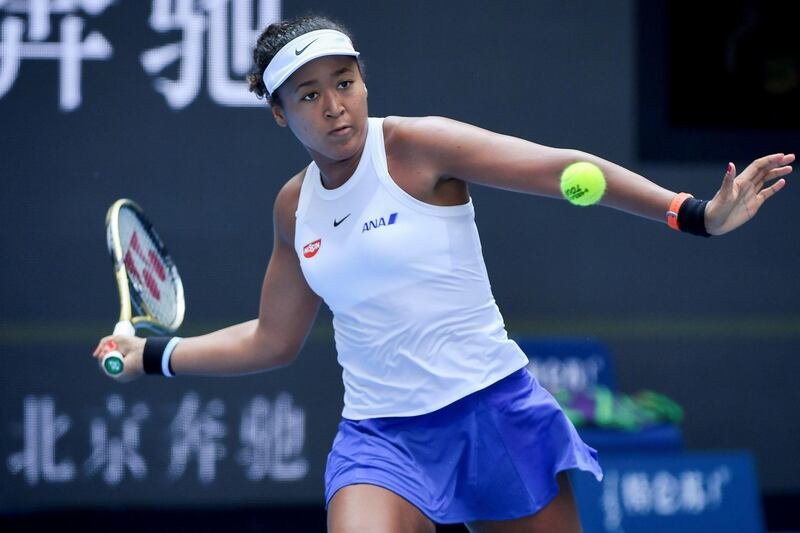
[389,116,793,235]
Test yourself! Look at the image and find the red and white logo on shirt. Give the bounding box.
[303,239,321,258]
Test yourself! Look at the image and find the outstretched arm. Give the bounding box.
[393,116,792,234]
[92,173,321,380]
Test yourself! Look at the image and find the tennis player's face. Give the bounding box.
[273,56,368,164]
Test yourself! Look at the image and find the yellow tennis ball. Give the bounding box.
[560,162,606,206]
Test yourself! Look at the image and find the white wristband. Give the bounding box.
[162,337,182,378]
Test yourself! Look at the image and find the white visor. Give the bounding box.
[263,29,360,96]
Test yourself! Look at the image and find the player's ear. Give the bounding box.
[271,104,288,127]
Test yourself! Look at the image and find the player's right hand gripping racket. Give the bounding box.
[101,199,185,377]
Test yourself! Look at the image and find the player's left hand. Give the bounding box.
[704,153,794,236]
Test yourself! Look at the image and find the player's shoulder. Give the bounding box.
[383,115,449,138]
[383,115,468,152]
[273,167,309,244]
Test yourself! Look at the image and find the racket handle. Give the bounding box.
[102,321,135,377]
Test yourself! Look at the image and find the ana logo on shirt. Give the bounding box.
[362,212,398,233]
[303,239,321,258]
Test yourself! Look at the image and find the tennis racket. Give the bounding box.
[101,199,185,377]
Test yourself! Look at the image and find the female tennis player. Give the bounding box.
[93,15,793,533]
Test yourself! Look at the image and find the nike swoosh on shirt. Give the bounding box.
[333,214,351,227]
[295,39,318,55]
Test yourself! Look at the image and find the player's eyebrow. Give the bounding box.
[293,67,354,93]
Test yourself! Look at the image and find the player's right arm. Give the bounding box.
[92,171,321,379]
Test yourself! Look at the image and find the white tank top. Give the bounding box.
[295,117,529,420]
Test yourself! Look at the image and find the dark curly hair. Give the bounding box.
[247,15,363,107]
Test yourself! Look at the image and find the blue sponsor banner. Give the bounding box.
[572,452,764,533]
[517,338,617,393]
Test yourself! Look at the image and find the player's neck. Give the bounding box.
[314,142,366,190]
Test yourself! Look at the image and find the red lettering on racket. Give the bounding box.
[124,231,163,301]
[147,249,166,281]
[303,239,321,258]
[142,269,161,300]
[124,251,142,283]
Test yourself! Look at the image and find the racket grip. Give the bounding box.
[102,351,125,376]
[102,321,135,377]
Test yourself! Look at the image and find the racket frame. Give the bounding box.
[102,199,184,377]
[106,198,185,332]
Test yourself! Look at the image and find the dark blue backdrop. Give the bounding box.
[1,0,798,511]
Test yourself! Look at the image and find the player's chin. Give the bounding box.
[326,125,360,148]
[322,136,362,160]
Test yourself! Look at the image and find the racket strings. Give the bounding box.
[117,208,180,328]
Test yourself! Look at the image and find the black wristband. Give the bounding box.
[143,336,171,375]
[677,198,711,237]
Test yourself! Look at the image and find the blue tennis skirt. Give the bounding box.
[324,368,603,524]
